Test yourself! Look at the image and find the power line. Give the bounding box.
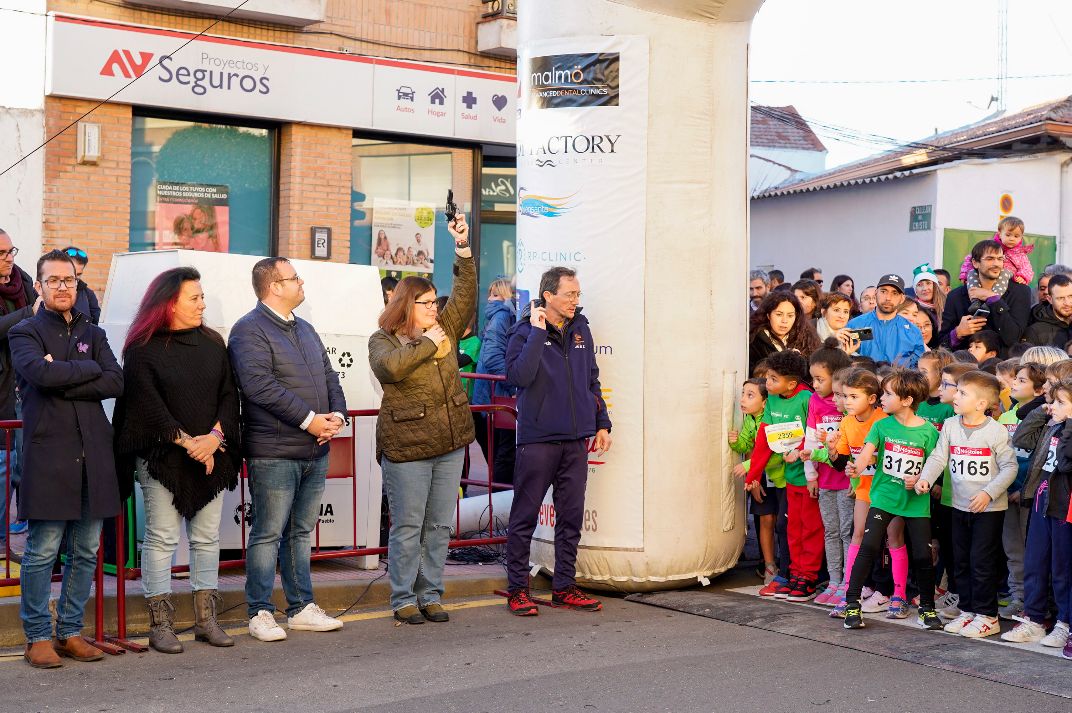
[0,0,258,179]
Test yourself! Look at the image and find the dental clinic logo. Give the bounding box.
[100,47,271,96]
[518,189,576,219]
[515,237,584,276]
[527,52,620,109]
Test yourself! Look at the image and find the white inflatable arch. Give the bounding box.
[516,0,763,591]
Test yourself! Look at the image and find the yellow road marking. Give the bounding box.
[0,597,507,660]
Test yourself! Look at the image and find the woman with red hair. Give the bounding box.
[113,267,241,654]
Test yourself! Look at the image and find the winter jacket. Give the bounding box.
[748,328,786,375]
[472,299,517,406]
[505,303,611,445]
[11,308,123,520]
[1011,405,1062,503]
[1051,420,1072,520]
[0,265,38,421]
[74,280,101,325]
[845,311,925,367]
[369,254,477,463]
[229,303,347,461]
[938,282,1031,356]
[1022,301,1072,348]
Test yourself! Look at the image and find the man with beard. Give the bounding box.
[939,239,1031,357]
[1023,274,1072,347]
[749,269,770,311]
[845,273,925,367]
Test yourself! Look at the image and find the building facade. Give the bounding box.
[0,0,519,309]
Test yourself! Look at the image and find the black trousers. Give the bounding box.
[951,508,1005,617]
[846,507,935,610]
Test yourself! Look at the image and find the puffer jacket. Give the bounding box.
[369,254,477,463]
[228,303,346,461]
[1023,301,1072,348]
[472,298,517,406]
[1011,404,1063,503]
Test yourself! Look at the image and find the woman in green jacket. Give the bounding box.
[368,215,475,625]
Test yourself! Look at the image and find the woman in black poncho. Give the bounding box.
[113,267,240,654]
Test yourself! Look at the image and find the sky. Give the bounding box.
[749,0,1072,170]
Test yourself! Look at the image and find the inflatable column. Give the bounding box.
[515,0,764,591]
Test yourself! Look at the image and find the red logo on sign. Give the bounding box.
[951,446,991,457]
[100,49,155,79]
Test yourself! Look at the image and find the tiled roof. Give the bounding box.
[755,95,1072,199]
[751,105,828,152]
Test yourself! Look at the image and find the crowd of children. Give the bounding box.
[732,337,1072,657]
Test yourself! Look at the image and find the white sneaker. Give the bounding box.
[943,612,975,634]
[249,610,287,642]
[287,603,344,632]
[1041,620,1070,648]
[1000,616,1046,643]
[960,614,1000,638]
[861,591,890,613]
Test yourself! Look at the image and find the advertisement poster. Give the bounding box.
[154,182,230,252]
[371,199,436,274]
[517,36,649,550]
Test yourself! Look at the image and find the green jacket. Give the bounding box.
[731,412,786,488]
[369,254,477,463]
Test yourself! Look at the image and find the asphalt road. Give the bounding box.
[0,579,1067,713]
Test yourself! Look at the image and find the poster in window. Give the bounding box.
[155,182,230,252]
[371,198,435,274]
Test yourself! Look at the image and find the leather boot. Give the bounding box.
[24,641,62,669]
[193,590,234,647]
[53,635,104,662]
[147,594,183,654]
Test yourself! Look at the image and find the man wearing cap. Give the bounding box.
[938,239,1031,356]
[845,273,925,367]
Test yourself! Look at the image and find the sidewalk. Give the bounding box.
[0,552,508,647]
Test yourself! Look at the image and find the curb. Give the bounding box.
[0,569,511,647]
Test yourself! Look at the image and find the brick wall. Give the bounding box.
[42,97,132,293]
[47,0,515,73]
[277,124,353,262]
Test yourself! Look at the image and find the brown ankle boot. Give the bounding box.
[147,594,183,654]
[53,635,104,662]
[24,641,62,669]
[193,590,234,647]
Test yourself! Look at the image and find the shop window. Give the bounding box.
[130,116,274,256]
[478,161,516,332]
[350,138,474,296]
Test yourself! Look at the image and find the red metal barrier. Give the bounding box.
[0,389,517,649]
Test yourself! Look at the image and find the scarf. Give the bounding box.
[0,268,28,312]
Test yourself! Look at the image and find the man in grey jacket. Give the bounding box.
[229,257,347,642]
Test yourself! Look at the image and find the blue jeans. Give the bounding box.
[138,462,225,597]
[20,478,102,644]
[383,448,465,610]
[244,455,327,618]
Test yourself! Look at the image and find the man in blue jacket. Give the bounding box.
[846,273,925,367]
[229,257,347,642]
[504,266,612,616]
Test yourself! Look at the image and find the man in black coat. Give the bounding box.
[0,229,39,542]
[938,239,1031,357]
[1023,274,1072,347]
[11,250,123,669]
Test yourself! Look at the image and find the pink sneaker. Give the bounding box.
[814,585,838,606]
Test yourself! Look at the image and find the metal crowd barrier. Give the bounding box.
[0,379,517,653]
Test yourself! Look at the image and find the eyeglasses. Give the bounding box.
[0,248,19,260]
[43,277,78,290]
[940,380,957,389]
[414,299,439,310]
[64,248,88,259]
[274,274,301,284]
[556,291,582,302]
